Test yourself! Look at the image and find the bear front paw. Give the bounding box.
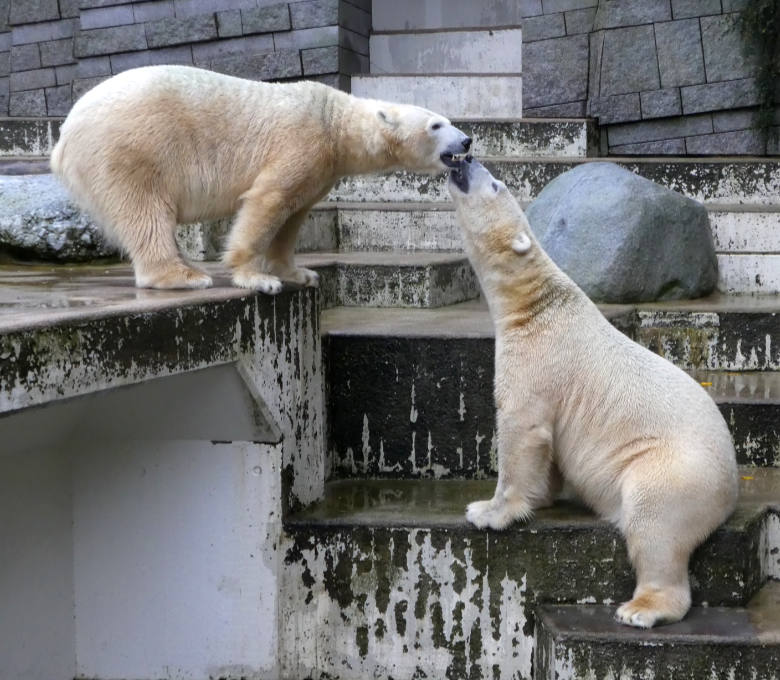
[232,271,284,294]
[292,266,320,288]
[466,497,531,530]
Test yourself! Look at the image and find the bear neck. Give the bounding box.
[331,94,402,176]
[467,231,582,333]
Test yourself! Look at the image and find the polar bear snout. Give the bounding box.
[436,121,472,169]
[449,155,492,195]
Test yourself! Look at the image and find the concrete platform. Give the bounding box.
[535,581,780,679]
[281,470,780,679]
[0,278,324,680]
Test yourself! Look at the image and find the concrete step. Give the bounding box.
[0,118,61,157]
[457,118,598,158]
[350,75,523,118]
[280,470,780,679]
[535,581,780,680]
[292,251,481,308]
[371,0,524,32]
[369,29,523,75]
[330,158,780,206]
[330,202,779,252]
[322,299,780,479]
[709,205,780,294]
[0,118,598,160]
[320,201,779,295]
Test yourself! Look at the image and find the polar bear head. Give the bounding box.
[448,156,534,256]
[373,103,472,174]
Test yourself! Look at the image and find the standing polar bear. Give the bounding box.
[51,65,472,291]
[449,157,738,628]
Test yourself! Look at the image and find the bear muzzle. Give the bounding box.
[440,136,473,168]
[448,154,475,193]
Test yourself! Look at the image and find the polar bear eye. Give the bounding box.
[431,122,442,131]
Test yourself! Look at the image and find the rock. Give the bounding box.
[526,162,718,302]
[0,174,117,261]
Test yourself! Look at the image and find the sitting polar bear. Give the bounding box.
[51,65,471,291]
[448,157,738,628]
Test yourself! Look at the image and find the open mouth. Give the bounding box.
[449,154,473,192]
[440,152,467,168]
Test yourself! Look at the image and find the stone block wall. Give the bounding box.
[0,0,370,117]
[522,0,779,155]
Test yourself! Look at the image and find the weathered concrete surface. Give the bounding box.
[0,118,61,157]
[457,118,599,158]
[0,264,325,514]
[280,474,777,679]
[0,264,325,679]
[350,75,524,118]
[526,162,718,302]
[535,580,780,680]
[296,252,481,308]
[323,298,780,476]
[369,29,523,74]
[330,158,780,206]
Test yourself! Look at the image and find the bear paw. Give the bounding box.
[291,266,320,288]
[466,499,524,530]
[615,590,689,628]
[136,264,213,290]
[232,271,284,294]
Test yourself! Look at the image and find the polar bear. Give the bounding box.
[51,65,472,291]
[448,157,738,628]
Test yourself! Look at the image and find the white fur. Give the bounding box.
[51,65,470,290]
[449,160,739,628]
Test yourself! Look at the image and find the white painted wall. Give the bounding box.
[0,364,283,680]
[0,448,75,680]
[73,439,281,680]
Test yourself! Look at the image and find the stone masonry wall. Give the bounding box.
[0,0,370,117]
[522,0,779,155]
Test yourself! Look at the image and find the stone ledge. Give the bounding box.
[280,471,778,678]
[535,580,780,679]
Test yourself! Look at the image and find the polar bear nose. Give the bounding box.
[462,137,472,151]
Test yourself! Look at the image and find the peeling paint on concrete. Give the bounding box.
[0,119,61,157]
[329,160,780,207]
[0,288,325,512]
[282,478,769,680]
[280,527,534,680]
[760,512,780,580]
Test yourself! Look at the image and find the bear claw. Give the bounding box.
[232,271,284,294]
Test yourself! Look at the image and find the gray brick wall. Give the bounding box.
[523,0,779,155]
[0,0,369,116]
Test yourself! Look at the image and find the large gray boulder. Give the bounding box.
[526,162,718,302]
[0,174,117,261]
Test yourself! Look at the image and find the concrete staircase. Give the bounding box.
[274,4,779,673]
[281,297,780,679]
[0,4,778,677]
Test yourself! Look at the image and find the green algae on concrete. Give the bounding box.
[281,476,776,679]
[535,581,780,679]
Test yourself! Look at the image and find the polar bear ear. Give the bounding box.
[512,233,532,255]
[377,109,399,127]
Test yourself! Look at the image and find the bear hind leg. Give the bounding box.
[616,462,704,628]
[616,527,692,628]
[109,194,211,290]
